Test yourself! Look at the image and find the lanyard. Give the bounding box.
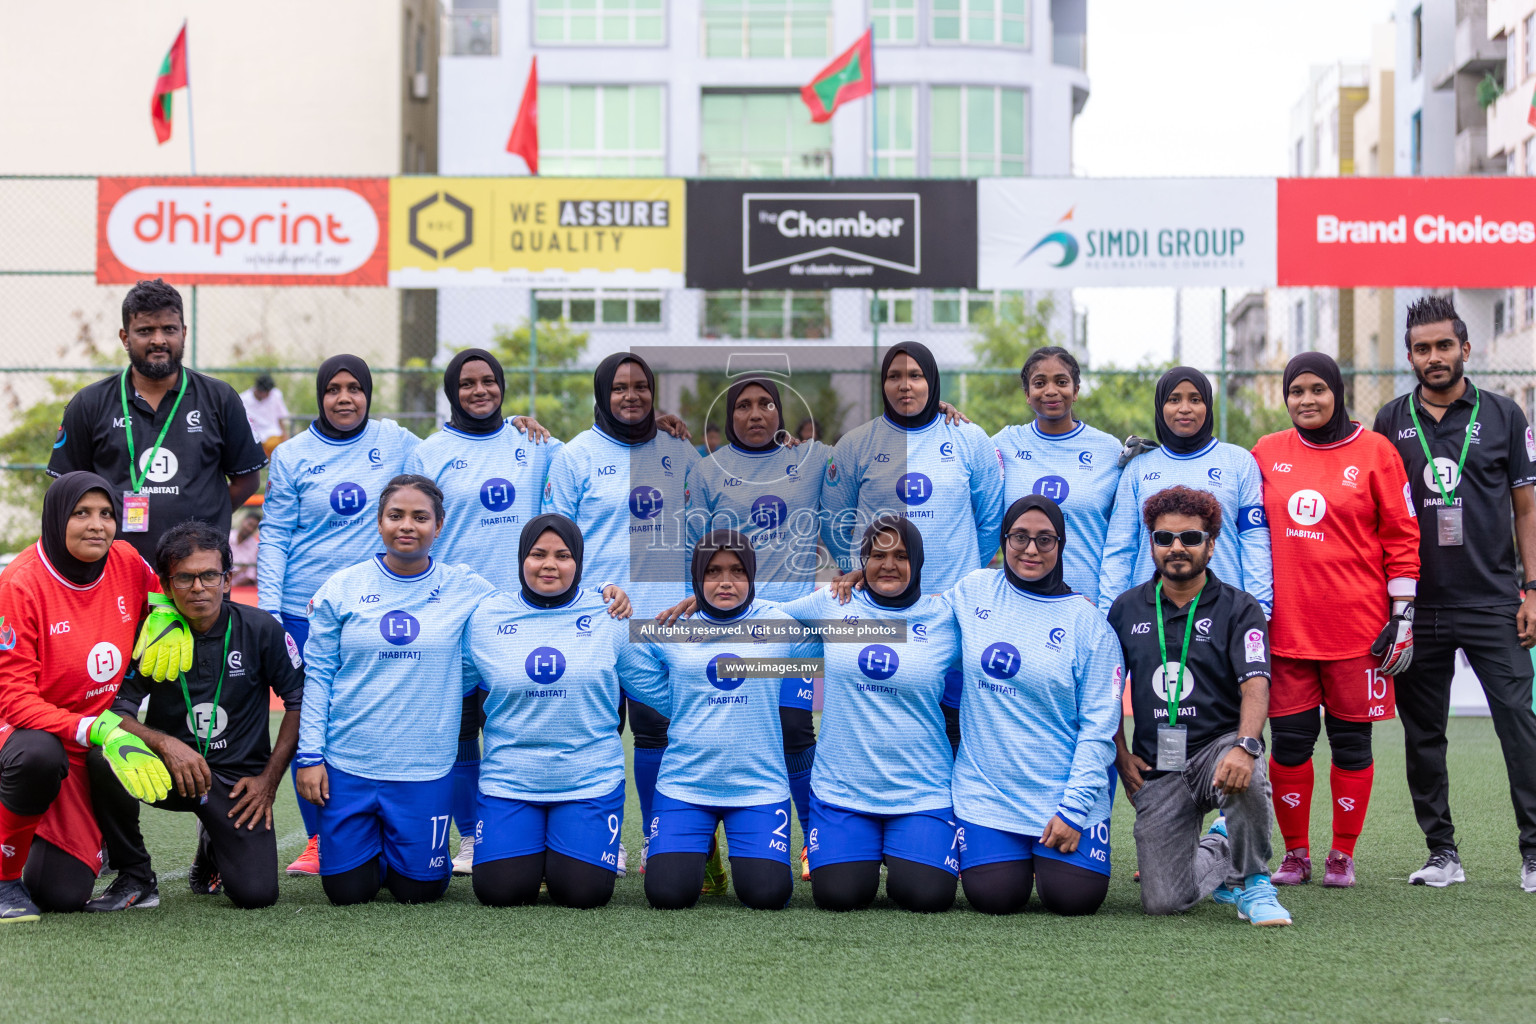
[177,617,232,757]
[1407,386,1480,508]
[119,368,189,494]
[1155,579,1202,726]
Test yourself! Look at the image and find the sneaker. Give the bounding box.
[1207,815,1228,840]
[1522,853,1536,893]
[801,845,811,882]
[701,830,729,896]
[1235,879,1293,927]
[1272,849,1312,886]
[188,827,222,896]
[85,872,160,912]
[286,835,320,876]
[616,841,627,878]
[1212,883,1243,905]
[638,836,649,876]
[0,878,41,923]
[1322,850,1356,888]
[1409,848,1465,888]
[451,835,475,876]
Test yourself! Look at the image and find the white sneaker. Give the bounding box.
[639,836,649,876]
[1522,853,1536,893]
[616,841,628,878]
[452,835,475,876]
[1409,848,1465,887]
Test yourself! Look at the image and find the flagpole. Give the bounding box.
[868,25,880,419]
[182,20,197,175]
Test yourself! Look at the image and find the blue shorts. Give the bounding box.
[475,781,625,872]
[807,792,959,875]
[956,816,1112,878]
[318,766,454,881]
[282,612,309,658]
[647,791,794,865]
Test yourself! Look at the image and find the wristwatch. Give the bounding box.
[1235,736,1263,758]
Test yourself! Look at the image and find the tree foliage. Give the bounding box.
[483,318,593,441]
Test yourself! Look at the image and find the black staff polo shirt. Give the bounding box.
[47,368,268,560]
[1107,568,1271,766]
[1373,380,1536,609]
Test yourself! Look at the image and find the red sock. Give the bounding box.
[1268,757,1314,854]
[1329,763,1374,858]
[0,802,43,881]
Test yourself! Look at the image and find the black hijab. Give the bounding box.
[314,355,373,441]
[859,515,924,610]
[518,514,584,609]
[593,353,657,445]
[691,529,756,622]
[444,348,507,435]
[1283,351,1354,446]
[880,342,941,430]
[41,472,120,587]
[1001,495,1072,597]
[1154,366,1215,456]
[724,377,785,453]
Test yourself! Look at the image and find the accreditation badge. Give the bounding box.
[122,492,149,533]
[1436,506,1463,547]
[1156,725,1188,772]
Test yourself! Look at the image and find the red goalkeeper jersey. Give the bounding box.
[1254,424,1420,660]
[0,540,158,749]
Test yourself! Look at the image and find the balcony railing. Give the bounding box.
[443,12,498,56]
[1454,125,1499,175]
[1434,9,1503,88]
[698,150,832,178]
[1053,32,1085,69]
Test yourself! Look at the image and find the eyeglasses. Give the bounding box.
[1004,531,1059,552]
[169,570,230,590]
[1152,530,1210,548]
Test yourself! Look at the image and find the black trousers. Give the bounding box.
[1398,605,1536,855]
[87,749,279,909]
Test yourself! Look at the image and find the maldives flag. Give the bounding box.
[507,57,538,174]
[801,28,874,123]
[1528,82,1536,129]
[151,22,188,145]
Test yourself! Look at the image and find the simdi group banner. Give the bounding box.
[387,177,685,287]
[96,177,389,285]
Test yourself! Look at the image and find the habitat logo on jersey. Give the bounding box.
[629,485,664,519]
[380,610,420,646]
[751,495,787,530]
[1150,661,1194,702]
[1033,475,1070,503]
[480,478,516,512]
[897,472,932,506]
[329,483,368,517]
[706,653,747,691]
[980,641,1021,680]
[857,644,900,681]
[525,646,567,684]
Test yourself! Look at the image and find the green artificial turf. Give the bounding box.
[3,717,1534,1023]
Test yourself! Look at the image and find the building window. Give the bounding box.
[871,85,917,175]
[1312,122,1321,172]
[702,291,831,339]
[929,86,1028,176]
[700,92,832,177]
[1525,287,1534,325]
[869,290,915,325]
[1292,299,1306,349]
[539,85,665,175]
[1495,296,1507,337]
[1411,111,1422,175]
[872,0,917,44]
[534,289,663,325]
[1527,15,1536,79]
[1412,6,1423,77]
[1525,135,1536,174]
[931,0,1029,47]
[702,0,831,58]
[931,289,1024,325]
[1293,138,1303,176]
[535,0,664,45]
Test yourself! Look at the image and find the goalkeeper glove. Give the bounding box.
[1370,601,1415,676]
[87,710,171,803]
[132,592,193,682]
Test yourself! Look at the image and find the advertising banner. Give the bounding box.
[978,178,1277,288]
[1277,177,1536,287]
[686,179,976,289]
[96,177,388,286]
[387,177,685,287]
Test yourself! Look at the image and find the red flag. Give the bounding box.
[1527,81,1536,129]
[507,57,538,174]
[801,28,874,123]
[151,22,189,145]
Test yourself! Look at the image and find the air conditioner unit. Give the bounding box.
[412,71,430,100]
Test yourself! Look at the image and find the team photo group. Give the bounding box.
[4,277,1536,928]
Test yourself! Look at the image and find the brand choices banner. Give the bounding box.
[96,177,389,285]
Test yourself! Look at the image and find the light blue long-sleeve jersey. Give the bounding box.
[543,426,700,617]
[685,440,834,601]
[637,601,820,807]
[297,555,494,781]
[463,589,670,803]
[403,420,561,591]
[1096,439,1272,616]
[256,420,420,616]
[993,420,1126,609]
[779,587,960,815]
[944,569,1124,835]
[823,415,1005,588]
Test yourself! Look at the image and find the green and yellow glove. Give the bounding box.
[87,710,171,803]
[131,592,192,682]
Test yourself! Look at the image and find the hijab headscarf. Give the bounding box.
[1153,366,1215,456]
[880,342,942,430]
[314,355,373,441]
[593,353,657,445]
[517,513,584,609]
[41,471,120,587]
[1001,495,1072,597]
[1282,351,1354,446]
[444,348,506,435]
[723,377,785,453]
[859,515,924,610]
[690,529,756,622]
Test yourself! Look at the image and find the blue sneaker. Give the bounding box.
[0,878,41,923]
[1236,879,1293,926]
[1207,815,1228,839]
[1212,883,1242,905]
